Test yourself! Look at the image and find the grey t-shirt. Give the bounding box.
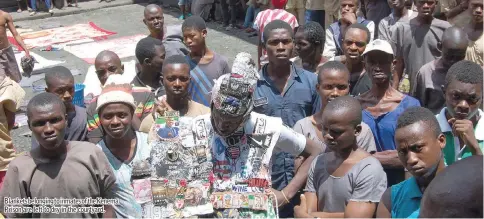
[378,11,415,52]
[188,53,231,106]
[411,59,446,114]
[293,117,377,153]
[31,105,88,149]
[304,153,387,212]
[0,141,117,218]
[391,18,451,92]
[360,0,392,29]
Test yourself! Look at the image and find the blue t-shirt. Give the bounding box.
[97,132,151,218]
[391,177,422,218]
[362,95,420,152]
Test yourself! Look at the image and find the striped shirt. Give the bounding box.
[187,53,231,106]
[253,9,299,38]
[253,9,299,65]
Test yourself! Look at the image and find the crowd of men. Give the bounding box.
[0,0,482,217]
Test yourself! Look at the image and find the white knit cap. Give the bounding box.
[96,83,137,113]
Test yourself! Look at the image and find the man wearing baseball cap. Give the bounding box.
[357,39,421,186]
[190,73,321,217]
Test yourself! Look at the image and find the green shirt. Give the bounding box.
[436,108,484,165]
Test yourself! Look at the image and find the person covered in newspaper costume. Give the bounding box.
[130,52,262,218]
[130,53,320,218]
[194,73,321,218]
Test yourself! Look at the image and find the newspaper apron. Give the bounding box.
[131,111,214,218]
[202,117,278,218]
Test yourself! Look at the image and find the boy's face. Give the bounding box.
[46,77,75,110]
[395,122,445,178]
[317,69,350,106]
[444,80,482,120]
[265,28,294,66]
[29,104,67,151]
[183,27,207,53]
[99,103,133,139]
[321,108,360,152]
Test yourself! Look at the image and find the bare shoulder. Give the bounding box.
[0,10,10,20]
[0,11,9,24]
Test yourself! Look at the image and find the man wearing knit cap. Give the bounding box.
[86,74,155,143]
[95,83,152,218]
[190,73,321,218]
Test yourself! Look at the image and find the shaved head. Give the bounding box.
[27,92,66,118]
[95,50,121,66]
[144,4,164,35]
[442,26,469,50]
[419,156,483,218]
[324,96,362,126]
[94,50,123,85]
[441,26,469,69]
[144,4,162,17]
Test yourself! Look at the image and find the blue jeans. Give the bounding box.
[305,9,325,28]
[243,5,260,28]
[31,0,51,11]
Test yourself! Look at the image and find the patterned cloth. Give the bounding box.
[137,114,214,218]
[86,87,154,142]
[253,9,299,43]
[231,52,260,79]
[211,73,257,118]
[192,112,306,218]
